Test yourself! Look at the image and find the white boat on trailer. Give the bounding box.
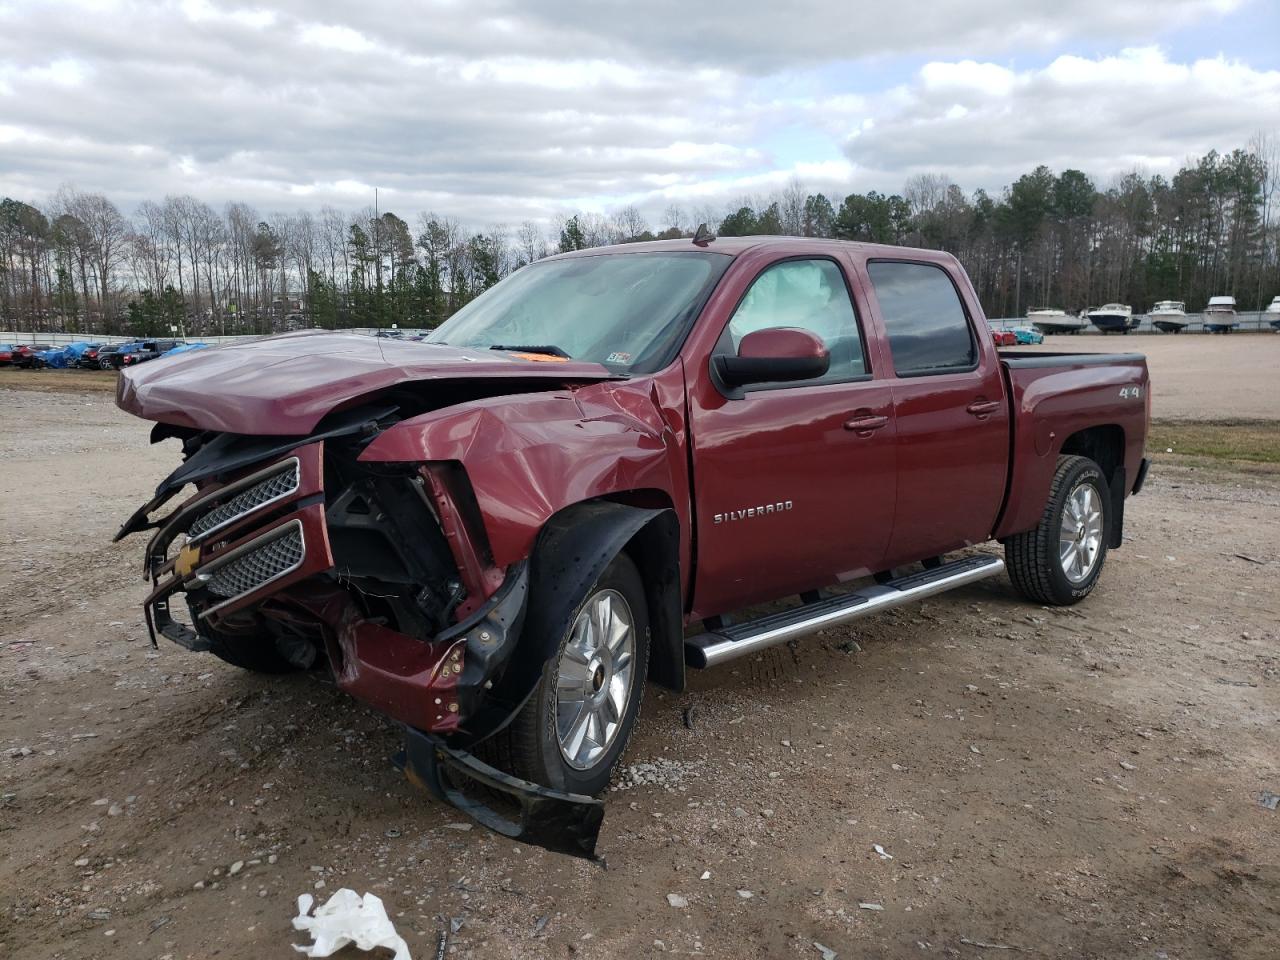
[1087,303,1137,334]
[1203,295,1237,334]
[1149,300,1189,333]
[1265,295,1280,331]
[1027,307,1088,334]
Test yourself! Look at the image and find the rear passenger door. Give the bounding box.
[863,259,1008,566]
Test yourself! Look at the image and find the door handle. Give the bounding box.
[844,414,889,433]
[965,399,1001,419]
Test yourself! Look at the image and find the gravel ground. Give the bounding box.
[1,372,1278,960]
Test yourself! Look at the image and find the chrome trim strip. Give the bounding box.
[186,457,301,545]
[146,456,302,572]
[195,518,307,618]
[686,556,1005,669]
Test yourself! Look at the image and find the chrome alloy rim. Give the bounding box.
[555,588,636,770]
[1059,482,1103,583]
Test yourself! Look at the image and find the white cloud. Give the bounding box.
[842,47,1280,190]
[299,23,377,54]
[0,0,1272,228]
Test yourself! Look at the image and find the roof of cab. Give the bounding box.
[545,234,959,265]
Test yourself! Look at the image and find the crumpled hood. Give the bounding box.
[116,331,618,435]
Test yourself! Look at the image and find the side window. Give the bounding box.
[867,261,976,376]
[726,259,866,385]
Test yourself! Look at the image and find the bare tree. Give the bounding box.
[1248,131,1279,310]
[780,178,807,236]
[56,188,129,323]
[225,202,263,324]
[134,201,172,292]
[903,173,951,218]
[515,219,547,266]
[161,196,191,311]
[661,204,685,235]
[611,204,649,241]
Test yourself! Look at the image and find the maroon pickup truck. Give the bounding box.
[116,235,1150,855]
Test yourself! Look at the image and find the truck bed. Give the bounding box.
[995,350,1150,541]
[1000,350,1146,369]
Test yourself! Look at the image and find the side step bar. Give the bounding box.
[685,554,1005,669]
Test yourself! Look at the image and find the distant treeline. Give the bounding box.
[2,139,1277,336]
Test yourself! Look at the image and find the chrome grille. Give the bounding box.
[204,525,305,600]
[188,461,299,542]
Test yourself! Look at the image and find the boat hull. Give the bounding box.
[1089,314,1136,334]
[1152,319,1188,333]
[1031,321,1087,335]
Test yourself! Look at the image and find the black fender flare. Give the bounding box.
[490,500,684,723]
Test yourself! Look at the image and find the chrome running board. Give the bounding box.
[685,554,1005,669]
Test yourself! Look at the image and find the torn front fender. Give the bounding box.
[357,377,689,569]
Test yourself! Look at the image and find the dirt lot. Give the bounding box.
[2,342,1279,959]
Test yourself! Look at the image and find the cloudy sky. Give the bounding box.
[1,0,1278,226]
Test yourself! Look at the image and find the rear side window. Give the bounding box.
[726,258,866,384]
[867,261,976,376]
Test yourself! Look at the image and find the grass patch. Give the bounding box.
[0,368,118,393]
[1150,419,1280,464]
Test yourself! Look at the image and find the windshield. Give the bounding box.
[428,251,731,373]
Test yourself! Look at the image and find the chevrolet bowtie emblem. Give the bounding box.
[174,542,201,579]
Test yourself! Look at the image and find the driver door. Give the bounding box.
[687,257,897,617]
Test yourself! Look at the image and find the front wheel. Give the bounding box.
[1005,455,1110,606]
[508,553,649,796]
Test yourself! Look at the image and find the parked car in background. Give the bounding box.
[71,343,105,368]
[96,344,128,369]
[115,339,184,368]
[1012,327,1045,345]
[104,342,145,368]
[0,343,19,365]
[13,344,53,368]
[989,327,1018,346]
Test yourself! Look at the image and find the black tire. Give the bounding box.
[508,552,650,797]
[1005,455,1110,606]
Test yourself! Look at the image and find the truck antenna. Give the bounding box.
[692,223,716,246]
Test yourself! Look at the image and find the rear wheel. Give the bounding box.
[1005,455,1110,606]
[508,553,649,796]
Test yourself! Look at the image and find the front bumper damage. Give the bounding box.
[123,436,607,858]
[396,728,605,860]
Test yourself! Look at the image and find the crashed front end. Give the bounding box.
[119,417,601,857]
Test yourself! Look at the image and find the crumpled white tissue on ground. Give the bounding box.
[292,888,412,960]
